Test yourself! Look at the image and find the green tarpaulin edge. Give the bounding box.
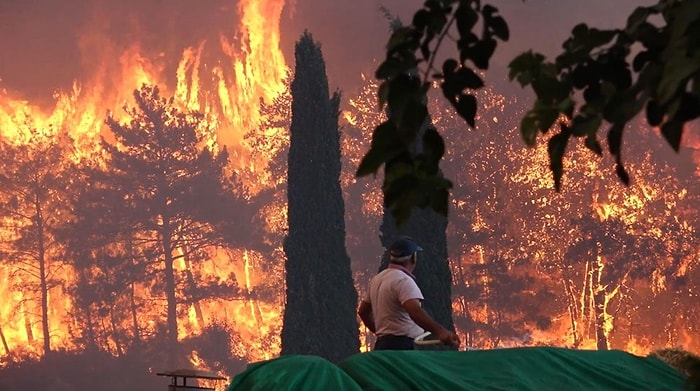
[227,347,686,391]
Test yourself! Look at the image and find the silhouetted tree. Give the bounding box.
[281,32,360,362]
[66,85,250,365]
[0,128,78,356]
[379,202,454,335]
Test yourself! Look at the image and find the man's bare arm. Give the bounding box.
[402,298,460,346]
[358,300,376,333]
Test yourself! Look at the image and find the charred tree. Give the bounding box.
[281,32,359,362]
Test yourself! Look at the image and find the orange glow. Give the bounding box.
[0,0,288,369]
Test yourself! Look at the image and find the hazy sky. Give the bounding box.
[0,0,654,104]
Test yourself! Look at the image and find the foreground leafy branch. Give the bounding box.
[357,0,509,225]
[358,0,700,225]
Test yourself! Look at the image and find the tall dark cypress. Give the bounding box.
[281,31,359,362]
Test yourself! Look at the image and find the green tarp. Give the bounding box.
[227,347,685,391]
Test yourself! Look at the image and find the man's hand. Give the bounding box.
[403,299,460,348]
[436,328,460,347]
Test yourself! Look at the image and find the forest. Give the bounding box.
[0,26,698,391]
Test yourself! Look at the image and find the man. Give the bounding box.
[358,236,460,350]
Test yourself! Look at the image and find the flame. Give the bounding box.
[1,0,698,372]
[0,0,289,367]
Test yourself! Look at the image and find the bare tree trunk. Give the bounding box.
[127,239,141,347]
[183,249,205,331]
[562,276,580,347]
[129,281,141,346]
[0,323,10,355]
[592,252,609,350]
[161,223,179,367]
[21,297,34,344]
[110,309,124,356]
[36,205,51,356]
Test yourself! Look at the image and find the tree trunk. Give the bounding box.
[561,270,580,347]
[129,281,141,347]
[161,220,179,365]
[592,253,609,350]
[183,250,205,330]
[21,297,34,344]
[110,308,124,356]
[0,323,9,355]
[36,206,51,356]
[127,239,141,347]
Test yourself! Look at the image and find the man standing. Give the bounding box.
[358,236,460,350]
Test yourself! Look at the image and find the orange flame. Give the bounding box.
[0,0,289,366]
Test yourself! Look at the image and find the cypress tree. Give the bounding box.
[281,31,359,362]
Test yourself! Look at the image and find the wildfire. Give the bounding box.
[0,0,698,380]
[0,0,288,368]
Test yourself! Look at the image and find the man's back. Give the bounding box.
[368,268,424,338]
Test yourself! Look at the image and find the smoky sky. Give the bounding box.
[0,0,654,105]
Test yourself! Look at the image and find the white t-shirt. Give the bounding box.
[365,268,425,338]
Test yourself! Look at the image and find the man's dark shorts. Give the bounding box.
[375,335,414,350]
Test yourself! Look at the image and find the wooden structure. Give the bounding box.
[156,368,227,391]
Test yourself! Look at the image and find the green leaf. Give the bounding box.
[455,2,478,38]
[532,74,570,104]
[615,158,630,186]
[570,113,602,137]
[625,6,652,35]
[482,5,509,41]
[453,67,485,89]
[603,91,644,123]
[412,9,430,32]
[661,119,683,152]
[452,93,477,127]
[469,38,497,69]
[508,51,546,86]
[657,50,700,105]
[355,121,402,177]
[584,133,603,156]
[645,100,663,126]
[356,147,387,178]
[376,58,403,80]
[442,59,459,76]
[606,123,624,157]
[533,101,560,132]
[520,112,539,147]
[386,26,416,53]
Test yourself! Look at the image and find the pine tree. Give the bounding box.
[0,129,79,356]
[281,32,359,362]
[67,85,249,365]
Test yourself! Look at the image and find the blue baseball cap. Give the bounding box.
[389,236,423,258]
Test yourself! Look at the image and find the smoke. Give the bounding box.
[0,0,240,105]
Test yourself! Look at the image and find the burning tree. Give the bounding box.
[65,85,251,365]
[0,127,79,357]
[281,32,360,362]
[361,0,700,226]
